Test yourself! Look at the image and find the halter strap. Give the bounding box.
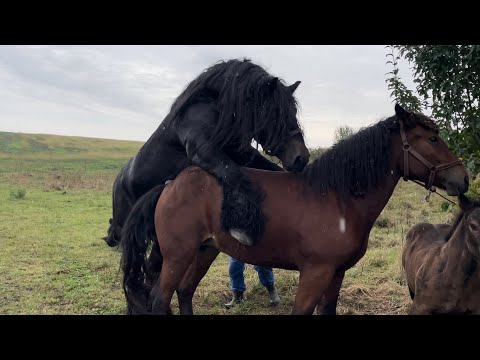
[399,124,463,190]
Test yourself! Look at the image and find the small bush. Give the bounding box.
[466,176,480,200]
[10,188,26,199]
[374,216,394,228]
[440,202,450,212]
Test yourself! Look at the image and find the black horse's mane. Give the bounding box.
[168,58,301,153]
[301,112,439,201]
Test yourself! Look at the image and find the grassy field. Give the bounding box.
[0,131,460,315]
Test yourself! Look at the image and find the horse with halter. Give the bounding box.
[120,104,468,314]
[403,193,480,315]
[103,58,309,289]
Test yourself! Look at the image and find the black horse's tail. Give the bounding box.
[120,184,165,315]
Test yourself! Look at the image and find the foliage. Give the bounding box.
[9,188,26,199]
[385,45,480,174]
[333,125,355,144]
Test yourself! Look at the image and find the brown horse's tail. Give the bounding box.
[120,184,165,315]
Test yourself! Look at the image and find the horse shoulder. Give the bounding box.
[175,101,219,133]
[432,223,452,241]
[404,223,435,261]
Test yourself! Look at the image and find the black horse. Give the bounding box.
[104,59,309,255]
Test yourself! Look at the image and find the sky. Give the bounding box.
[0,45,416,149]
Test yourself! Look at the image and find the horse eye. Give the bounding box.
[471,223,478,231]
[429,135,438,143]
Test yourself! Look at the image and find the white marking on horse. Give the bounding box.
[339,217,346,233]
[230,229,253,246]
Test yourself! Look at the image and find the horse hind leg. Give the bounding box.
[145,241,163,288]
[176,243,220,315]
[149,238,200,315]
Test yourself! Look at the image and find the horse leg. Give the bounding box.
[145,241,163,288]
[315,270,345,315]
[408,301,431,315]
[176,244,220,315]
[226,145,284,172]
[291,265,335,315]
[150,245,198,315]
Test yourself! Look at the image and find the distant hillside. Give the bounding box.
[0,131,327,160]
[0,131,144,160]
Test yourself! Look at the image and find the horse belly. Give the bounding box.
[213,230,299,271]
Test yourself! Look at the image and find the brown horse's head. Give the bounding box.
[458,193,480,256]
[394,104,469,196]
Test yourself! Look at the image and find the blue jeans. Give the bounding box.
[228,256,275,292]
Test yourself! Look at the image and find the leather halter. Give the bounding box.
[399,123,463,191]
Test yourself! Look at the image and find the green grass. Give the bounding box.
[0,131,458,315]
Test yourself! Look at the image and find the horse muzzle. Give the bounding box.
[285,154,309,173]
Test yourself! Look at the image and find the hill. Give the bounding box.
[0,131,144,160]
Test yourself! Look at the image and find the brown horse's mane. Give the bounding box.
[301,112,438,201]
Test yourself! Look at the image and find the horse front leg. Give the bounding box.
[291,264,336,315]
[226,145,285,172]
[176,244,220,315]
[315,271,345,315]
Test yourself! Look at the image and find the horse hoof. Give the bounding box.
[229,229,253,246]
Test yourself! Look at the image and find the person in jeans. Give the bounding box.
[225,256,281,308]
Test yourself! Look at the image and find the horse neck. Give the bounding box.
[442,220,479,277]
[351,134,402,227]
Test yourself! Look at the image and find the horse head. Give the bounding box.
[394,104,469,196]
[458,193,480,256]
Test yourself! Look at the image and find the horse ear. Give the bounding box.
[268,77,279,92]
[395,103,410,118]
[288,81,301,94]
[458,192,473,212]
[395,103,415,128]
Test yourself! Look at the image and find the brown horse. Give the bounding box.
[120,104,469,315]
[402,193,480,315]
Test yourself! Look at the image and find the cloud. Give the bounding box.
[0,45,414,146]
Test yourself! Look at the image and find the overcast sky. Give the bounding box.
[0,45,416,148]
